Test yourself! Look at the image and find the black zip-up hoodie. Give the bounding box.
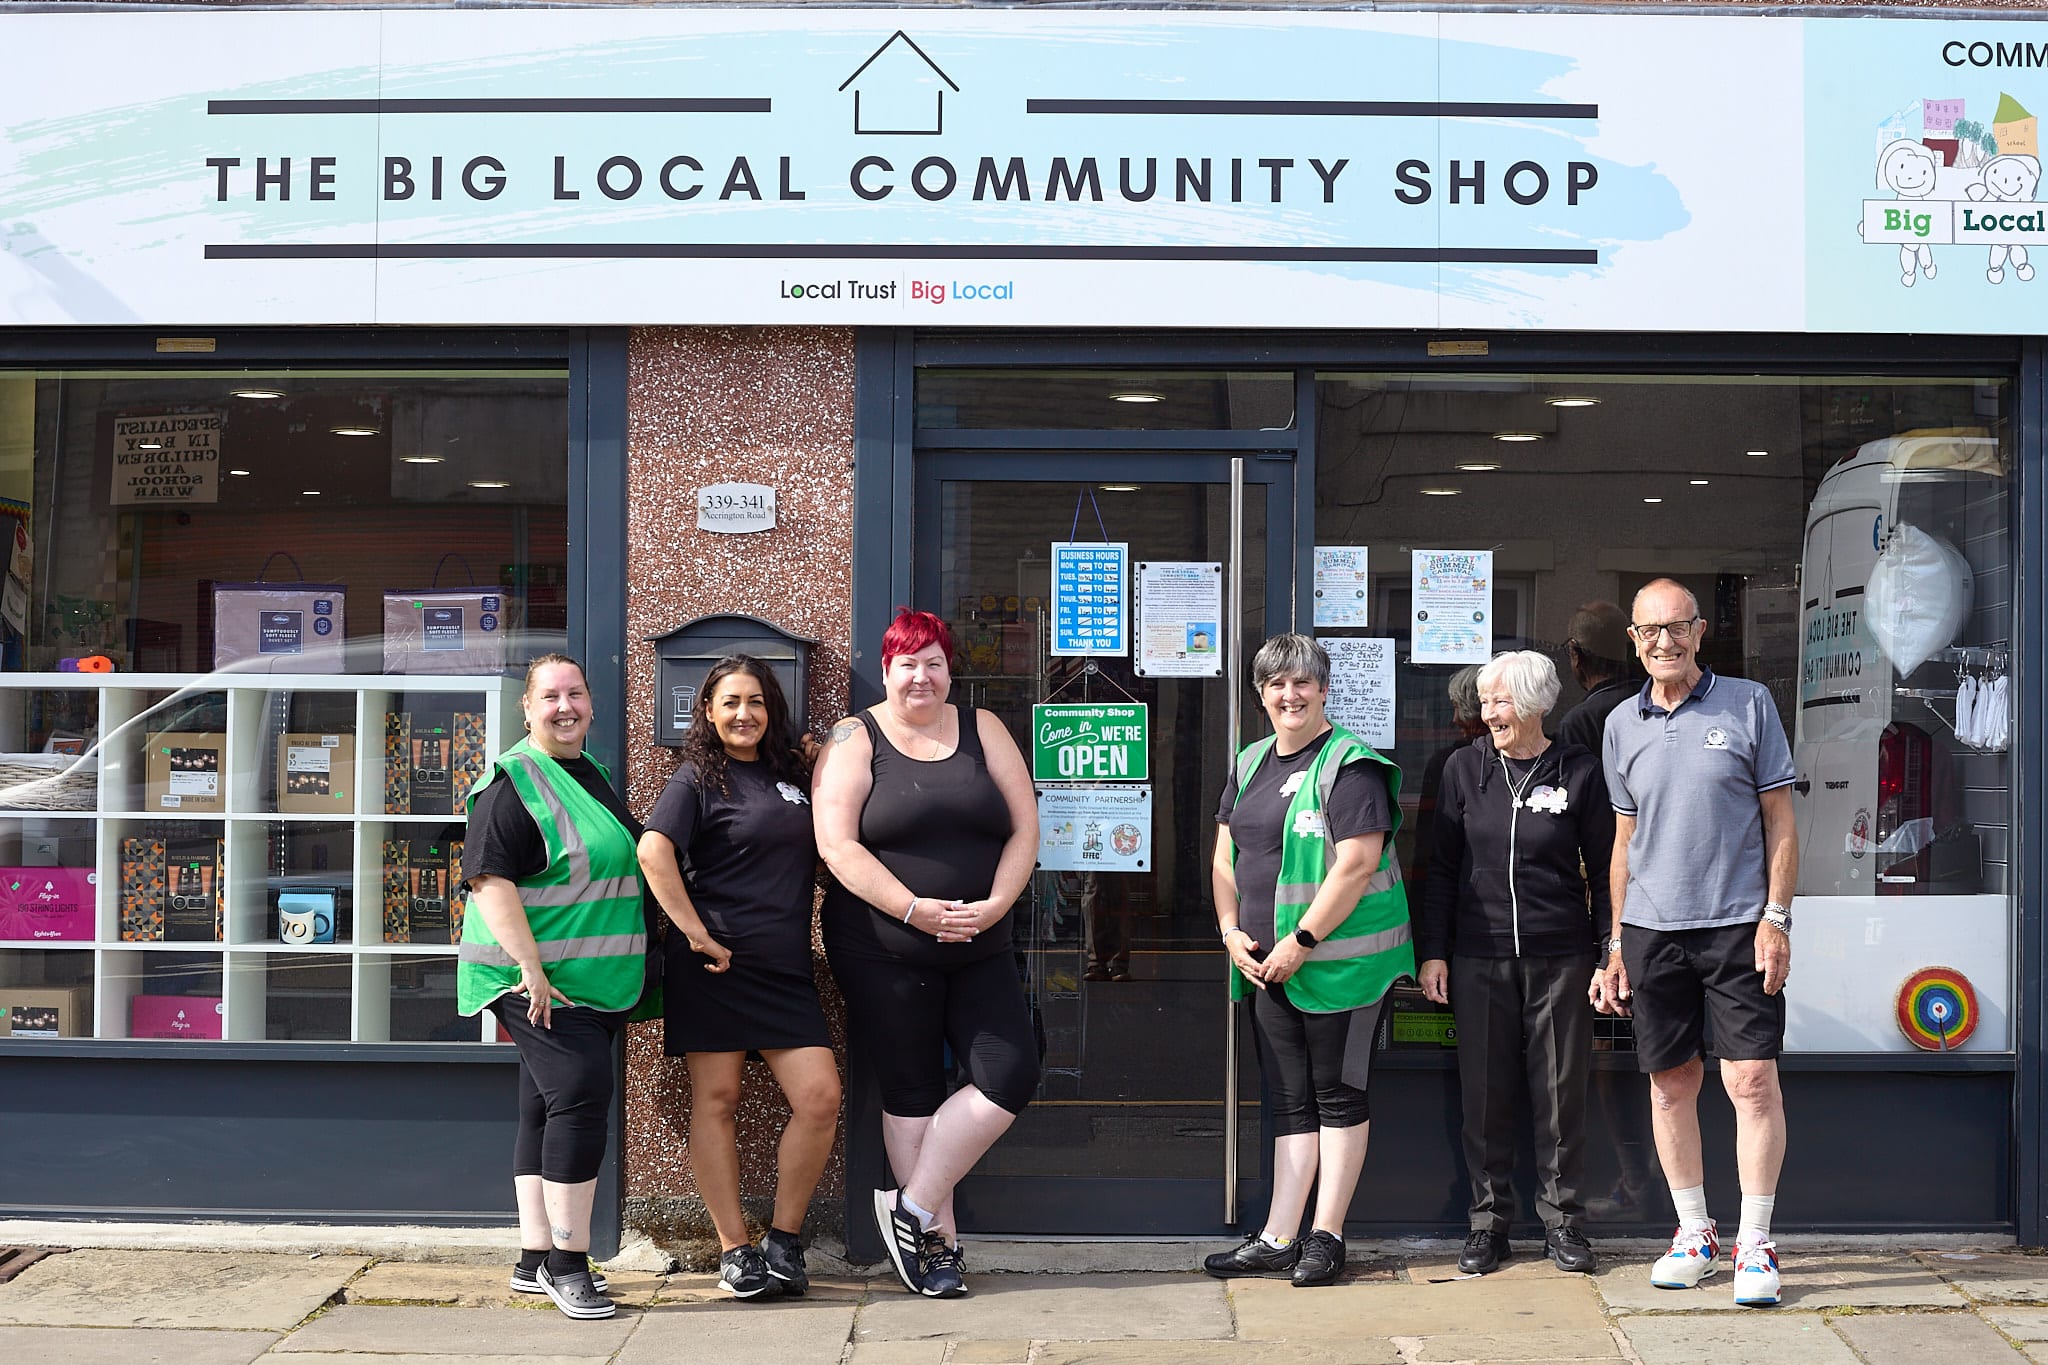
[1415,733,1615,962]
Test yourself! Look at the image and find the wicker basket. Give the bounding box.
[0,753,99,811]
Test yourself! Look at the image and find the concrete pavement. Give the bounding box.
[0,1237,2044,1363]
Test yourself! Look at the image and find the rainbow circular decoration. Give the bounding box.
[1896,967,1979,1050]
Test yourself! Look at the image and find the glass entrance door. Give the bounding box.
[915,452,1293,1234]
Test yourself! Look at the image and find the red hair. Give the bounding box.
[881,608,953,665]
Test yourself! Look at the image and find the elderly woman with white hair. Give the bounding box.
[1416,649,1615,1277]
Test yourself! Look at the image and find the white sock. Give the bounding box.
[1738,1194,1775,1247]
[1671,1184,1711,1233]
[1260,1231,1294,1249]
[900,1193,936,1229]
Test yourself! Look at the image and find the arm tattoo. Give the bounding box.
[828,717,863,746]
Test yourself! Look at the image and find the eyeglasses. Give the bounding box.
[1629,618,1702,643]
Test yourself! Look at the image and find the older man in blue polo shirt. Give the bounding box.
[1590,578,1797,1307]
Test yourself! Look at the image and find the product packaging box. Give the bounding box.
[20,833,96,867]
[0,867,97,941]
[164,837,224,943]
[119,837,168,941]
[145,731,227,814]
[277,732,357,814]
[0,984,93,1037]
[212,580,348,674]
[382,589,520,676]
[130,993,224,1040]
[383,711,463,815]
[383,839,465,943]
[383,712,410,814]
[451,712,489,809]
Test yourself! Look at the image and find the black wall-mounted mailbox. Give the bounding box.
[648,614,817,748]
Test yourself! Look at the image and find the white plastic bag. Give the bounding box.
[1864,524,1973,677]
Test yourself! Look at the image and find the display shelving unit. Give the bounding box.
[0,672,521,1045]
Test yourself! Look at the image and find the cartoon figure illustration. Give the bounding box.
[1868,139,1941,287]
[1965,153,2040,284]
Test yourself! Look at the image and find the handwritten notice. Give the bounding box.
[1134,560,1222,677]
[1323,637,1396,749]
[1411,549,1494,665]
[1313,546,1371,628]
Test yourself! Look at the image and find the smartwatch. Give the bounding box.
[1293,927,1319,949]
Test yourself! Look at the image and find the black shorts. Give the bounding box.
[1622,921,1785,1074]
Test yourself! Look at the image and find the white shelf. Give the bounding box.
[0,672,519,1046]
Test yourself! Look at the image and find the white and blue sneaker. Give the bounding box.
[1650,1220,1720,1289]
[1733,1239,1782,1306]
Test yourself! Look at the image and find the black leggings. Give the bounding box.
[1251,983,1385,1135]
[835,951,1039,1116]
[491,998,629,1184]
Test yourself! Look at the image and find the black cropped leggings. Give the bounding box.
[835,950,1040,1117]
[491,998,630,1184]
[1251,983,1385,1135]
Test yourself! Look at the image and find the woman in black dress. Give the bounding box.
[813,609,1039,1299]
[638,656,840,1302]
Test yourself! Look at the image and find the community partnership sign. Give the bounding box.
[1,10,2045,331]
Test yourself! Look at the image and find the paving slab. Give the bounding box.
[846,1343,949,1365]
[1231,1271,1606,1339]
[272,1305,634,1355]
[0,1250,367,1331]
[1984,1307,2048,1341]
[1919,1251,2048,1303]
[852,1273,1231,1342]
[1619,1314,1861,1365]
[277,1357,613,1365]
[343,1261,666,1309]
[0,1325,278,1364]
[618,1299,857,1364]
[651,1271,867,1304]
[1033,1344,1397,1365]
[1832,1310,2026,1361]
[1593,1251,1961,1313]
[950,1341,1033,1363]
[1410,1328,1623,1360]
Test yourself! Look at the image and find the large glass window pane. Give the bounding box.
[1314,372,2015,1054]
[917,369,1293,430]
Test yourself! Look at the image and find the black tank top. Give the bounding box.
[821,705,1016,964]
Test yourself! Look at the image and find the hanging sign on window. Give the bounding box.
[696,482,777,534]
[1134,560,1223,677]
[1411,549,1494,665]
[109,412,221,507]
[1322,636,1397,750]
[1031,702,1149,783]
[1051,541,1128,657]
[1035,783,1152,872]
[1313,546,1372,628]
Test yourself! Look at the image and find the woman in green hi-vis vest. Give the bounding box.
[458,654,652,1323]
[1203,634,1414,1290]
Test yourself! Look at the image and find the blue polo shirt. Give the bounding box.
[1602,669,1795,931]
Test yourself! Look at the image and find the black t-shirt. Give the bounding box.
[644,757,817,977]
[461,752,642,887]
[1216,730,1393,947]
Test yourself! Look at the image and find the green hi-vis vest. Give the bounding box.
[1228,725,1414,1013]
[456,740,648,1016]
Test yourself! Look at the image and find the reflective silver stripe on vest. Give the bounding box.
[459,933,646,968]
[1307,921,1413,961]
[518,875,644,908]
[1273,862,1404,909]
[500,750,593,885]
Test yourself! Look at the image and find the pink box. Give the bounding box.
[130,994,224,1040]
[0,867,96,942]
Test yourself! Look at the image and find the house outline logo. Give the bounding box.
[839,30,960,136]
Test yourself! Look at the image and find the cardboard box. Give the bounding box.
[0,867,96,941]
[0,984,92,1037]
[164,837,224,943]
[22,833,96,867]
[382,711,460,815]
[130,993,224,1040]
[119,837,168,941]
[212,580,347,674]
[146,731,227,814]
[277,732,357,814]
[383,839,464,944]
[383,712,410,814]
[451,712,489,810]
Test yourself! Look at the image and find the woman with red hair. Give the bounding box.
[813,609,1039,1298]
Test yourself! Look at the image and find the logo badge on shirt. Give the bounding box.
[1292,809,1327,838]
[1703,727,1730,751]
[776,781,809,805]
[1279,771,1308,796]
[1526,784,1569,814]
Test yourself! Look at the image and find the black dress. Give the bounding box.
[645,756,830,1055]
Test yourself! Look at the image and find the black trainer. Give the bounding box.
[1546,1224,1597,1274]
[535,1264,616,1320]
[1203,1233,1301,1279]
[511,1261,609,1296]
[718,1245,782,1300]
[1291,1230,1346,1288]
[760,1228,810,1296]
[1459,1228,1511,1275]
[918,1231,967,1298]
[873,1187,928,1294]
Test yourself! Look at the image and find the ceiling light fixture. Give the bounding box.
[1419,487,1462,496]
[1109,391,1165,404]
[330,424,380,437]
[228,468,251,477]
[301,489,322,496]
[137,441,164,450]
[1690,478,1710,486]
[1098,483,1140,492]
[400,455,444,465]
[1643,496,1664,504]
[1544,396,1601,408]
[1455,462,1501,472]
[230,387,285,400]
[1746,449,1769,458]
[1493,431,1542,443]
[468,479,511,490]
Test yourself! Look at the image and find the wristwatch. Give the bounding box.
[1601,933,1622,960]
[1762,902,1793,933]
[1293,927,1319,949]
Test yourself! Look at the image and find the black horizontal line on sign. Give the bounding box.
[206,98,773,115]
[205,243,1599,264]
[1025,98,1599,119]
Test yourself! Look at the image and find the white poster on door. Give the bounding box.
[1411,549,1493,665]
[1036,784,1152,872]
[1322,636,1396,749]
[1134,560,1222,677]
[1313,546,1371,628]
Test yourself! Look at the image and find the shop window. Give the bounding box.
[916,368,1293,430]
[1314,371,2016,1055]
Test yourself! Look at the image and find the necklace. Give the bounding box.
[883,708,955,760]
[1498,747,1548,809]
